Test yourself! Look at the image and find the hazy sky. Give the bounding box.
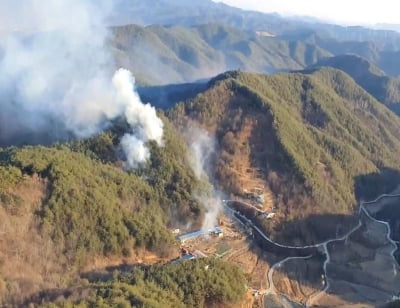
[214,0,400,25]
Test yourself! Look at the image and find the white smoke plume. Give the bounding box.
[189,128,215,180]
[0,0,163,167]
[187,126,223,231]
[113,68,164,168]
[120,134,149,169]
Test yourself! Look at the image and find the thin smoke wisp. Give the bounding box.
[188,126,224,231]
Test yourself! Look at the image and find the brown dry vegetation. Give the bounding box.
[272,256,324,304]
[169,69,400,245]
[0,175,68,305]
[224,241,271,291]
[170,79,333,243]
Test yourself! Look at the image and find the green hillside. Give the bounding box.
[36,259,246,308]
[110,24,331,85]
[310,55,400,114]
[3,57,400,306]
[110,22,400,87]
[3,68,400,306]
[169,69,400,243]
[109,0,400,78]
[0,117,213,305]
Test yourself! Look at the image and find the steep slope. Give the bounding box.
[109,24,330,85]
[0,117,206,305]
[169,69,400,244]
[311,55,400,114]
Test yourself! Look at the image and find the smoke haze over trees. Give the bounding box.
[0,0,165,167]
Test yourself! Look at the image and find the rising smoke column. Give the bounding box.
[0,0,163,166]
[188,126,223,231]
[112,68,164,168]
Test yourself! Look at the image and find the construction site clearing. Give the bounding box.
[170,198,359,308]
[170,208,275,305]
[171,198,281,272]
[172,221,241,262]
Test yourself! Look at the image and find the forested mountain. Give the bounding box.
[3,1,400,306]
[169,69,400,244]
[30,259,246,308]
[4,68,400,307]
[110,23,330,85]
[106,0,400,82]
[109,22,400,86]
[310,55,400,115]
[294,31,400,76]
[0,117,223,305]
[3,54,400,308]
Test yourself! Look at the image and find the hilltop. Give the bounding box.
[310,54,400,114]
[169,69,400,244]
[0,116,245,306]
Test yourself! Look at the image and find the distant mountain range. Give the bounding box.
[110,23,330,85]
[105,0,400,85]
[112,0,400,45]
[109,23,400,86]
[375,23,400,32]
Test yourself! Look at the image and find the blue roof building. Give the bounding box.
[178,227,223,243]
[171,254,196,264]
[178,230,207,243]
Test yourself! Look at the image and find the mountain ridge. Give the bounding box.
[309,54,400,114]
[169,68,400,243]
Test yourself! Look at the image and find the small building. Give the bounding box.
[263,212,276,220]
[171,253,196,265]
[266,213,276,219]
[214,227,223,236]
[178,230,207,243]
[210,227,223,238]
[256,194,265,204]
[178,227,223,243]
[181,254,196,261]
